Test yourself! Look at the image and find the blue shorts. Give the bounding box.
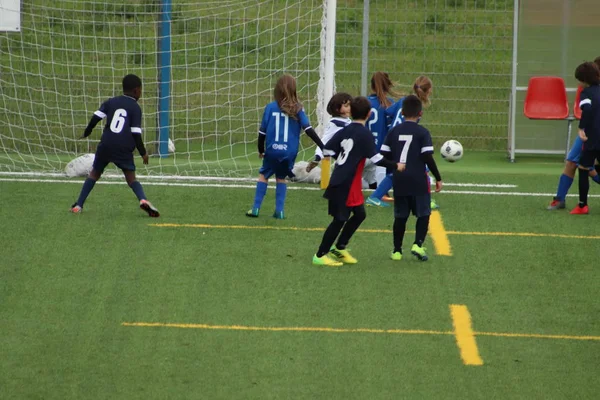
[93,146,136,172]
[259,156,294,179]
[566,136,585,163]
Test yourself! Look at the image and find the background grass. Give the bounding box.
[2,152,600,398]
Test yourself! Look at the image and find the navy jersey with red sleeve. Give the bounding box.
[382,121,434,196]
[579,84,600,150]
[324,122,384,205]
[95,95,143,154]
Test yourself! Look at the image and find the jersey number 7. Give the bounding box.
[398,135,413,163]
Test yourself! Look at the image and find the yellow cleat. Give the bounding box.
[329,246,358,264]
[313,254,343,267]
[391,251,402,261]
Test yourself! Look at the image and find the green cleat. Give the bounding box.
[430,199,439,209]
[246,208,260,217]
[272,210,285,219]
[312,254,343,267]
[366,197,391,208]
[391,251,402,261]
[411,244,428,261]
[329,246,358,264]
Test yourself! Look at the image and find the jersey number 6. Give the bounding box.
[110,108,128,134]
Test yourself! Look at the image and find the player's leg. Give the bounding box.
[330,205,366,264]
[549,137,583,209]
[366,174,393,207]
[313,195,347,266]
[391,196,410,261]
[273,177,287,219]
[247,159,272,217]
[410,195,432,261]
[71,151,107,212]
[122,169,160,217]
[428,173,439,209]
[571,150,596,214]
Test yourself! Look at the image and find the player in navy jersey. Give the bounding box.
[381,95,442,261]
[363,72,399,191]
[70,74,159,217]
[246,74,324,219]
[367,76,434,208]
[313,96,404,267]
[306,92,353,173]
[571,62,600,215]
[548,56,600,211]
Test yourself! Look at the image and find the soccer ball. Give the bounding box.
[440,140,463,162]
[65,153,95,177]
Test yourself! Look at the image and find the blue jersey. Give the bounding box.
[366,95,393,151]
[259,101,311,159]
[387,97,405,128]
[94,95,142,153]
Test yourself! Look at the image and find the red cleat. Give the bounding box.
[570,205,589,215]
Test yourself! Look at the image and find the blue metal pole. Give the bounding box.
[158,0,171,157]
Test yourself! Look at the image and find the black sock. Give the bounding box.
[317,218,345,257]
[369,182,377,190]
[579,168,590,206]
[414,215,430,247]
[336,206,366,249]
[393,217,408,253]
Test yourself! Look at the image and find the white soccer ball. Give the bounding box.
[440,140,463,162]
[65,153,95,177]
[168,138,176,153]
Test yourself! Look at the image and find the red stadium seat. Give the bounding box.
[573,85,584,120]
[523,77,569,120]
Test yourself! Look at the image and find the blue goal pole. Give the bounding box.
[157,0,172,157]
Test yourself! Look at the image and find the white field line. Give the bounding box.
[0,171,517,188]
[0,177,592,198]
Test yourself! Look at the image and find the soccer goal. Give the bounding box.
[0,0,333,177]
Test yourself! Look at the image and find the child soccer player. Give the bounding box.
[313,96,404,267]
[571,61,600,215]
[367,75,435,208]
[70,74,159,217]
[381,95,442,261]
[363,72,400,192]
[548,56,600,210]
[306,92,353,173]
[246,74,324,219]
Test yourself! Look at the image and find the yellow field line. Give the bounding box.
[449,305,484,366]
[150,223,600,240]
[121,322,451,336]
[121,321,600,342]
[429,210,452,256]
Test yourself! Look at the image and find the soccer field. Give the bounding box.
[2,152,600,399]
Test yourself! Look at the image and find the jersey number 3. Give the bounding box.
[337,138,354,166]
[110,108,128,134]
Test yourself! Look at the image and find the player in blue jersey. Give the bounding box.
[70,74,159,217]
[571,61,600,215]
[362,72,400,192]
[380,95,442,261]
[246,74,324,219]
[306,92,353,173]
[367,76,434,208]
[548,56,600,211]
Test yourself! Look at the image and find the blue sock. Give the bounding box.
[76,178,97,207]
[370,175,393,200]
[253,181,268,210]
[129,181,147,201]
[592,173,600,184]
[275,182,287,212]
[555,174,574,201]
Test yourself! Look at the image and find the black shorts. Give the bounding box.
[394,194,431,219]
[579,149,600,169]
[328,200,365,222]
[93,146,136,172]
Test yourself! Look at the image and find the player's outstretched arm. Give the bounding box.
[304,127,324,150]
[257,132,266,157]
[133,135,148,164]
[421,153,442,192]
[81,114,103,138]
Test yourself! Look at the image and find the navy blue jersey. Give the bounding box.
[260,101,311,159]
[95,95,142,153]
[579,84,600,150]
[382,121,434,196]
[366,95,393,151]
